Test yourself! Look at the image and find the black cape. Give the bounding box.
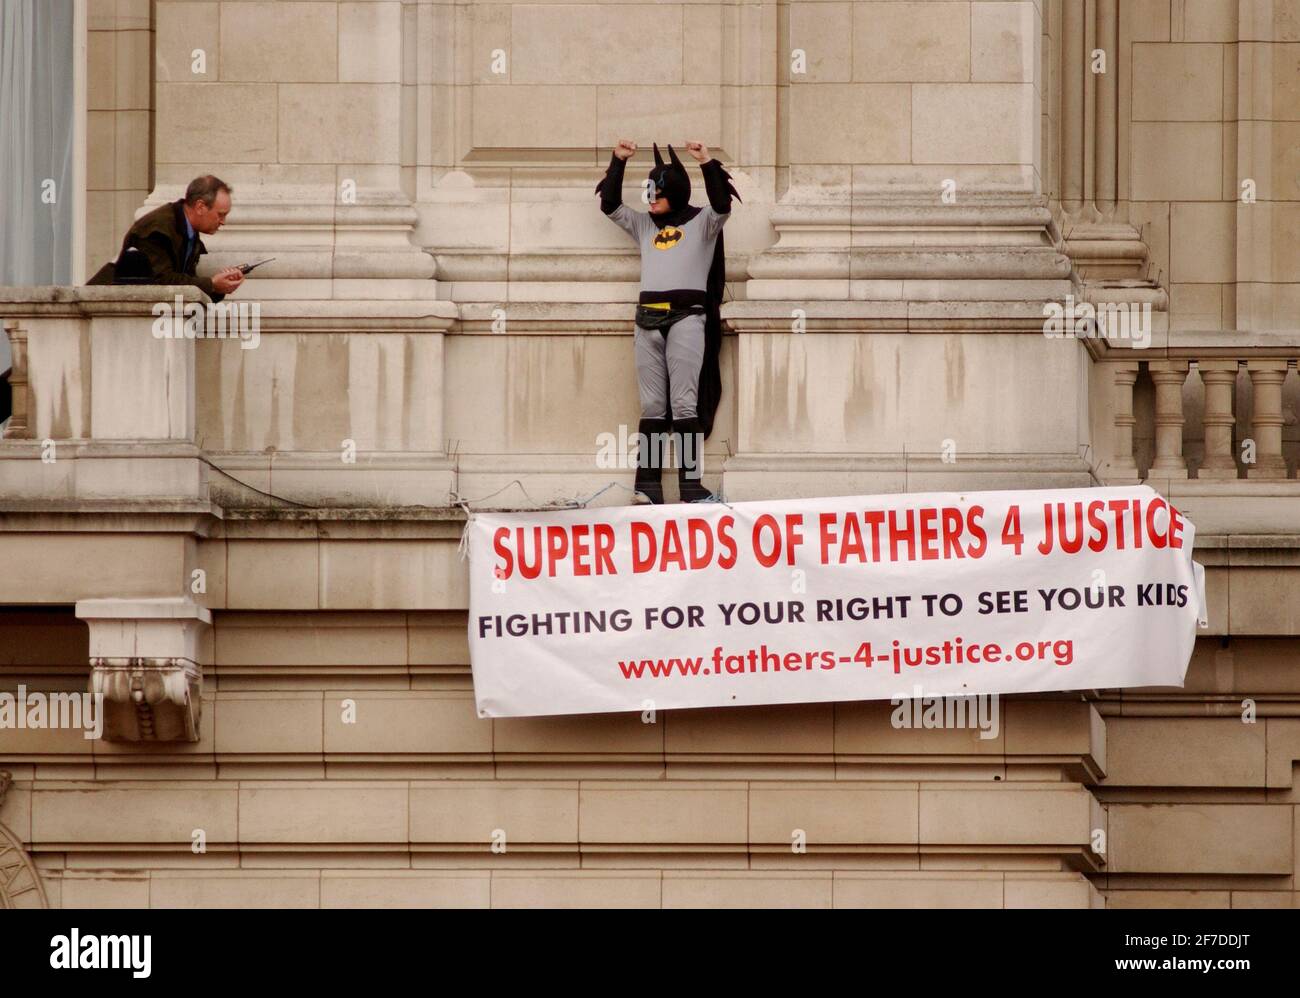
[696,219,727,441]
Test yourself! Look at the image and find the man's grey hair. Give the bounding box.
[184,175,232,207]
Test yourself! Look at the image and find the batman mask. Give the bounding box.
[646,143,700,229]
[648,143,690,208]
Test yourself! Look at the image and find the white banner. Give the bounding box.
[467,486,1207,718]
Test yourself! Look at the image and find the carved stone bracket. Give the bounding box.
[90,656,203,741]
[75,598,211,742]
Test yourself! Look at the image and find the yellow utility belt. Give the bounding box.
[635,302,702,331]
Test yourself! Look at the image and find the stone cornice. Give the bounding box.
[2,500,1300,556]
[1087,328,1300,362]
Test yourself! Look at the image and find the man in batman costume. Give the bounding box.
[595,138,741,503]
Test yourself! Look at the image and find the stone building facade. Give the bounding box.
[1,0,1298,908]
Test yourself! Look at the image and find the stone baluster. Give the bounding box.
[1148,360,1189,480]
[1245,360,1291,479]
[1109,362,1139,481]
[2,321,29,439]
[1197,360,1240,479]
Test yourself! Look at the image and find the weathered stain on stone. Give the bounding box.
[78,325,91,437]
[196,340,219,450]
[794,340,811,442]
[749,334,780,440]
[292,333,351,450]
[401,335,416,448]
[52,370,72,440]
[267,358,282,452]
[944,336,966,406]
[376,339,391,448]
[231,348,248,450]
[842,337,875,443]
[894,347,903,426]
[506,336,548,450]
[570,335,586,390]
[749,334,813,446]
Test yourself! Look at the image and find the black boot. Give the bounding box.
[673,416,712,503]
[634,417,669,504]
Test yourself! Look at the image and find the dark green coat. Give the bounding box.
[87,199,224,302]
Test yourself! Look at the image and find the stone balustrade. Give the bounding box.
[2,287,1098,511]
[4,288,1298,522]
[1094,332,1299,489]
[0,287,457,508]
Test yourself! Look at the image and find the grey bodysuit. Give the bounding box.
[606,202,729,419]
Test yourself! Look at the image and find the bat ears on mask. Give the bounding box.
[652,143,686,170]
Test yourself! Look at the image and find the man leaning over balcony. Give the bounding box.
[87,175,244,302]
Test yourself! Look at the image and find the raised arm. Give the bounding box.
[596,138,651,242]
[686,141,742,240]
[595,139,637,215]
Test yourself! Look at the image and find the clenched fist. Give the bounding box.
[685,141,710,163]
[613,139,637,161]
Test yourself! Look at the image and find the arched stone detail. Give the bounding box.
[0,822,49,909]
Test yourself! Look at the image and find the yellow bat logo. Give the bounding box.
[652,226,683,250]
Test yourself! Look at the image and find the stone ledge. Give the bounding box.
[0,285,211,317]
[0,288,458,329]
[1090,328,1300,358]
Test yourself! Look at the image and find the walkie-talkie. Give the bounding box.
[237,258,275,274]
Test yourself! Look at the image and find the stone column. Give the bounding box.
[415,0,770,302]
[1235,4,1286,331]
[747,1,1059,304]
[151,0,435,299]
[1061,0,1086,212]
[1082,0,1097,215]
[1094,0,1119,215]
[1059,0,1154,284]
[723,3,1097,499]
